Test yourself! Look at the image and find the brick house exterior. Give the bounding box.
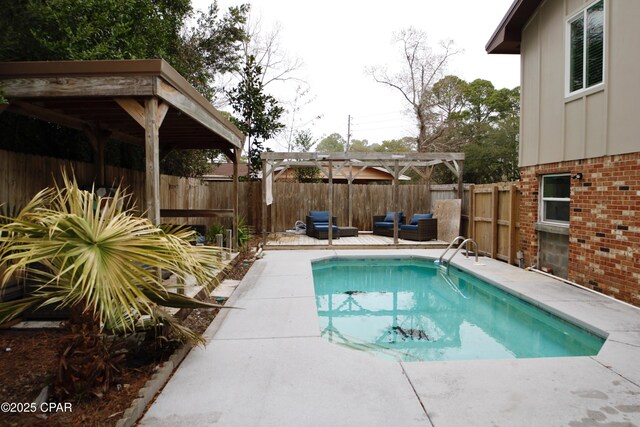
[488,0,640,306]
[519,154,640,304]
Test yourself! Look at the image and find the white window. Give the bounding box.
[540,174,570,224]
[567,0,605,95]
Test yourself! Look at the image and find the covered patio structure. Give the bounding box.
[0,59,244,246]
[261,151,465,248]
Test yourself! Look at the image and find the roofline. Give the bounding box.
[486,0,544,54]
[0,59,244,142]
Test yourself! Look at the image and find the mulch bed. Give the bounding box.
[0,241,259,426]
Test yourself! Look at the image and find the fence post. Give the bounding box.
[491,185,499,259]
[508,184,518,265]
[468,184,475,240]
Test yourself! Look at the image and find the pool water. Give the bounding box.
[311,257,605,362]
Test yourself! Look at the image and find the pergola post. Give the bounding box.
[393,159,399,244]
[457,160,464,199]
[262,159,268,246]
[348,164,353,227]
[144,97,160,225]
[328,159,333,245]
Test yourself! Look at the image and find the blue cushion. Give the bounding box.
[310,210,329,222]
[410,213,433,225]
[314,222,328,226]
[314,225,339,232]
[383,211,403,222]
[374,221,395,228]
[400,224,418,230]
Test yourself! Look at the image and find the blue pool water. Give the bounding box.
[311,257,605,362]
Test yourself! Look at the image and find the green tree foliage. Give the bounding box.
[292,130,321,183]
[316,133,345,153]
[160,150,212,178]
[373,137,417,152]
[0,0,249,177]
[347,139,371,152]
[227,55,284,180]
[429,76,520,184]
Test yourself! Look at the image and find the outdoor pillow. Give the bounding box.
[383,211,403,222]
[410,213,433,225]
[310,210,329,222]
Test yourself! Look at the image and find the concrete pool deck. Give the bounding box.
[141,249,640,426]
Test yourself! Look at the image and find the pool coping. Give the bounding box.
[141,249,640,427]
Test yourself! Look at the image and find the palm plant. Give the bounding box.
[0,172,225,342]
[0,172,229,397]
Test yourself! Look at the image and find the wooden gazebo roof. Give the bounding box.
[0,59,244,232]
[0,59,243,154]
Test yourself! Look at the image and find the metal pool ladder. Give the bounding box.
[438,236,479,272]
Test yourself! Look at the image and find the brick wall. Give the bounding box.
[519,152,640,306]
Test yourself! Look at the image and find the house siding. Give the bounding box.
[520,0,640,167]
[519,152,640,305]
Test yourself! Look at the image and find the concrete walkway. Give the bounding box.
[141,249,640,427]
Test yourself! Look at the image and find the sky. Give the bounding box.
[192,0,520,150]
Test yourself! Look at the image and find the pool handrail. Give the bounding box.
[438,236,478,272]
[438,236,467,265]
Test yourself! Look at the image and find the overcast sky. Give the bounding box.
[192,0,520,150]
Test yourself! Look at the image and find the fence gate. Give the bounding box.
[468,183,520,265]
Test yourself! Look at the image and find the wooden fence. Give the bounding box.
[1,151,521,261]
[467,182,520,265]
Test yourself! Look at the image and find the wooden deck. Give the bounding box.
[263,231,449,250]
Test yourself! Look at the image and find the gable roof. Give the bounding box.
[486,0,544,54]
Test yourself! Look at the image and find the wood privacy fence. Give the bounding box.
[0,150,469,232]
[2,150,521,262]
[268,182,464,232]
[467,182,521,265]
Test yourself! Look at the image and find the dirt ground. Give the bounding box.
[0,241,259,426]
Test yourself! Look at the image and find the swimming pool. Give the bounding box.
[311,257,605,362]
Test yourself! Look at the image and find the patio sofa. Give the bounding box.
[372,212,405,237]
[399,214,438,241]
[306,210,340,239]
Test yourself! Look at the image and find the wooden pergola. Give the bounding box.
[0,59,244,245]
[261,151,465,245]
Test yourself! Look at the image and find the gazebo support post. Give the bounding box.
[232,148,239,251]
[144,97,160,225]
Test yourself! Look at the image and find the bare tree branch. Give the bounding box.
[368,27,460,152]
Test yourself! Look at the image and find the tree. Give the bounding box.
[177,2,249,102]
[369,27,458,152]
[427,75,520,184]
[0,0,249,177]
[348,139,372,152]
[316,133,345,153]
[374,137,417,152]
[227,55,285,180]
[292,130,321,183]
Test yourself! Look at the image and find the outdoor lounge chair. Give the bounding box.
[399,214,437,241]
[372,211,405,237]
[306,210,340,239]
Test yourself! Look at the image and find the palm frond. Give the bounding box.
[0,171,227,341]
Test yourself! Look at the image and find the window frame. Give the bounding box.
[540,173,571,226]
[565,0,606,97]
